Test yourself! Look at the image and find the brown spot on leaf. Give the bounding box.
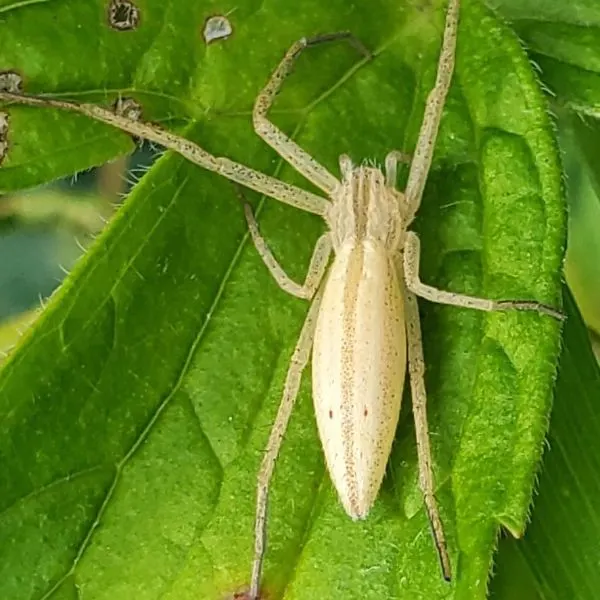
[107,0,140,31]
[363,407,368,417]
[0,112,9,165]
[113,96,142,121]
[0,71,23,93]
[329,409,333,419]
[229,589,268,599]
[203,15,233,44]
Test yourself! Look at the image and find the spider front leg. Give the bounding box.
[404,0,460,221]
[0,91,331,217]
[243,203,332,299]
[403,232,563,319]
[253,32,371,195]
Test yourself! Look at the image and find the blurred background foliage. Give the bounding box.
[0,150,152,358]
[560,112,600,358]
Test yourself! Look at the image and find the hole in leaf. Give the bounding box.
[107,0,140,31]
[203,15,233,44]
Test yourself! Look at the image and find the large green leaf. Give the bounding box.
[0,1,564,599]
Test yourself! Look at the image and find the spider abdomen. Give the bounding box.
[312,239,406,518]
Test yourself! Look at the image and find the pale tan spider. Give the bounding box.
[0,0,563,596]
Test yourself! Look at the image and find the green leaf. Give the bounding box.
[493,0,600,116]
[0,1,564,599]
[559,111,600,334]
